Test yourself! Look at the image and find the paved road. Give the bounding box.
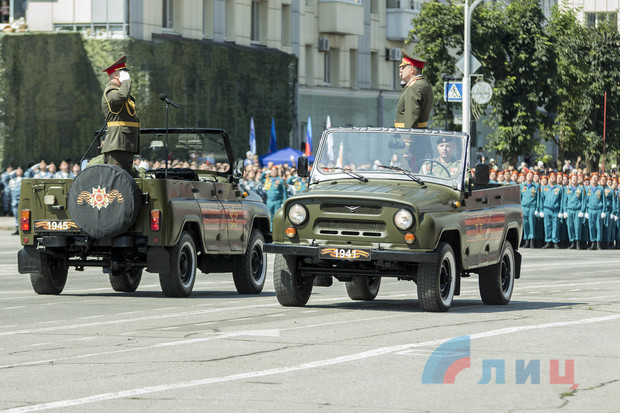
[1,233,619,412]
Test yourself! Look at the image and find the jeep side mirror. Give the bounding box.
[474,163,490,186]
[298,155,309,178]
[232,158,244,181]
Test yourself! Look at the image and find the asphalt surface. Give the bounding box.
[1,233,619,412]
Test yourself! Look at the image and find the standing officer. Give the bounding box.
[520,170,538,248]
[101,55,140,176]
[563,173,585,249]
[8,167,23,235]
[260,167,288,219]
[585,173,605,250]
[394,50,433,129]
[600,175,615,249]
[539,172,564,248]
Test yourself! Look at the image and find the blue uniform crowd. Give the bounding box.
[512,167,620,250]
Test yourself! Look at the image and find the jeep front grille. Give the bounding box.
[314,219,385,237]
[320,203,382,215]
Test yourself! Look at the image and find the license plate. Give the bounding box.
[34,220,80,232]
[320,248,370,261]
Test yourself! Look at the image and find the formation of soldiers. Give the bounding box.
[516,168,620,250]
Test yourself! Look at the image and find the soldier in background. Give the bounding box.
[519,170,538,248]
[8,167,23,235]
[394,50,433,129]
[585,173,605,250]
[563,173,585,249]
[539,172,564,248]
[1,166,14,216]
[600,175,615,249]
[260,167,288,219]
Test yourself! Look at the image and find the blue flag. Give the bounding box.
[249,117,256,156]
[269,118,277,153]
[305,117,312,156]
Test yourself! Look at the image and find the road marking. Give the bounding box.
[1,306,26,310]
[4,314,619,412]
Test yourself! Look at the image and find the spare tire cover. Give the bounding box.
[68,165,141,239]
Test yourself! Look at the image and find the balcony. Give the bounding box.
[318,0,364,36]
[386,7,418,41]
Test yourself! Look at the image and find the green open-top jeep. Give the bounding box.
[17,128,271,297]
[265,127,522,312]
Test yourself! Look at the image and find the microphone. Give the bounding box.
[441,73,455,81]
[159,94,179,108]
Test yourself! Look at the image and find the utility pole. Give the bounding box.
[463,0,484,137]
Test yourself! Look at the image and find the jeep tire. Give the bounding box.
[109,268,143,292]
[30,253,68,295]
[417,242,456,312]
[345,276,381,301]
[478,241,515,305]
[232,229,267,294]
[273,254,313,306]
[159,232,197,297]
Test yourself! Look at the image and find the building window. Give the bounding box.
[370,0,379,14]
[203,0,213,38]
[163,0,174,29]
[251,0,260,42]
[585,12,618,28]
[370,51,379,89]
[324,50,331,85]
[305,45,314,85]
[331,48,340,87]
[387,0,419,10]
[282,4,291,47]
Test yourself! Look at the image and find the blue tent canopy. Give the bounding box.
[259,147,314,167]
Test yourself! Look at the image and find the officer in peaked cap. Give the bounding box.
[100,55,140,176]
[394,49,433,130]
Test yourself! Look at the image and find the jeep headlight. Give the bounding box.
[394,209,414,230]
[288,204,308,225]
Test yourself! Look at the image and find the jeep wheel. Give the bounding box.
[345,276,381,301]
[109,268,143,292]
[273,254,313,306]
[417,242,456,312]
[30,254,68,295]
[478,241,515,305]
[232,229,267,294]
[159,232,197,297]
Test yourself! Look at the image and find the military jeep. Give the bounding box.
[265,128,523,312]
[17,128,271,297]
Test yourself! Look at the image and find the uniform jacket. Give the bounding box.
[101,80,140,154]
[394,76,433,128]
[563,185,585,212]
[520,182,538,208]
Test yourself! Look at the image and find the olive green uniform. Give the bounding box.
[394,76,434,129]
[423,157,461,178]
[101,79,140,175]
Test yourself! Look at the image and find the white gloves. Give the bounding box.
[611,214,616,220]
[601,212,607,219]
[119,70,130,82]
[558,213,563,219]
[535,211,539,217]
[563,212,568,219]
[616,216,619,222]
[540,211,545,218]
[139,161,148,170]
[585,213,589,219]
[578,212,584,218]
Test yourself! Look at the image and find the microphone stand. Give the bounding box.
[79,112,112,165]
[165,101,169,179]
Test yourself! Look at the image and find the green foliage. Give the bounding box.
[0,33,297,167]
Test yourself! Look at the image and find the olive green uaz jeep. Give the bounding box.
[265,128,522,312]
[17,128,271,297]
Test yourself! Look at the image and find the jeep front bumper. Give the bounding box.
[264,244,439,264]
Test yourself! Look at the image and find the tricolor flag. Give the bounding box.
[305,117,312,156]
[269,118,277,153]
[249,117,256,156]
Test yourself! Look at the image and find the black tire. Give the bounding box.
[30,254,68,295]
[159,232,197,297]
[273,254,313,306]
[232,229,267,294]
[417,242,456,312]
[345,276,381,301]
[478,241,515,305]
[109,268,143,292]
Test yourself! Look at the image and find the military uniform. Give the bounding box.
[601,183,615,248]
[260,172,288,218]
[100,55,140,176]
[8,174,22,233]
[539,177,563,247]
[286,176,307,195]
[394,51,433,129]
[584,180,605,249]
[520,181,538,247]
[562,183,585,249]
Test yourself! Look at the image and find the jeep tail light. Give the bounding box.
[150,209,161,231]
[20,210,30,232]
[285,226,297,238]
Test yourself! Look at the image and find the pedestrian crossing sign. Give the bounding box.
[444,81,463,102]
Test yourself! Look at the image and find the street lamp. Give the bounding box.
[463,0,484,137]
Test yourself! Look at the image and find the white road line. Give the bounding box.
[1,306,26,310]
[4,314,619,413]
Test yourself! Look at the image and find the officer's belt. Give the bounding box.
[107,121,140,128]
[394,122,427,128]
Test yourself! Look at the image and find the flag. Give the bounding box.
[336,141,344,167]
[326,115,334,162]
[249,117,256,156]
[269,118,277,154]
[305,116,312,156]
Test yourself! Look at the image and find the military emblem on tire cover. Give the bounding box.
[76,187,124,210]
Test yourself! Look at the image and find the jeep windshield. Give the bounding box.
[312,129,468,189]
[137,128,233,176]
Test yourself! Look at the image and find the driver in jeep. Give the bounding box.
[421,136,462,178]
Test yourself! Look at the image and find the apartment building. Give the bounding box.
[25,0,421,148]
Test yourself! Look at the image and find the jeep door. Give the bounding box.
[463,188,492,268]
[214,181,247,252]
[194,180,230,253]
